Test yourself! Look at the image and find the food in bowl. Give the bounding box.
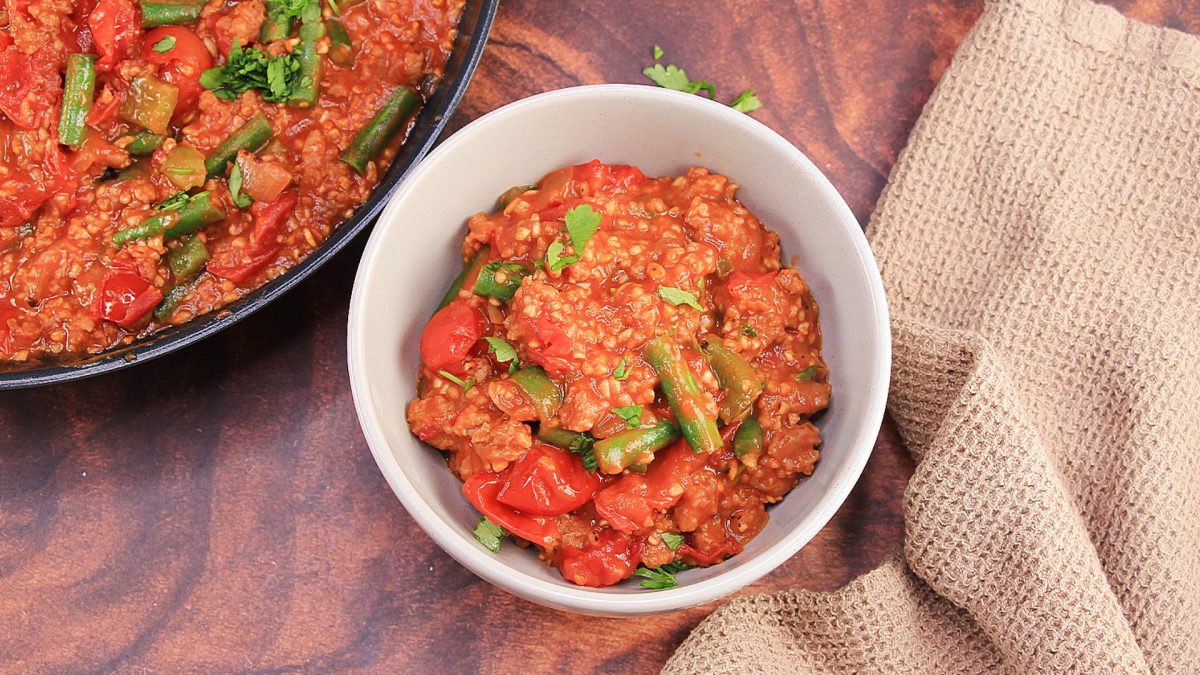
[407,160,831,588]
[0,0,463,361]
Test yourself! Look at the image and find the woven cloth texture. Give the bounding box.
[665,0,1200,672]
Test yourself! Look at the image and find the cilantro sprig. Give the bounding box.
[634,560,695,590]
[483,336,518,373]
[545,204,602,272]
[228,164,253,208]
[643,47,764,114]
[660,532,684,551]
[796,366,817,381]
[658,286,704,312]
[152,35,176,53]
[613,358,630,381]
[611,405,642,428]
[438,369,475,391]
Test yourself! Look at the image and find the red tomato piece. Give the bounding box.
[462,471,560,546]
[0,47,40,129]
[88,0,141,71]
[592,439,710,535]
[593,475,653,534]
[140,26,213,120]
[678,541,738,567]
[496,443,599,516]
[556,527,642,587]
[570,160,646,197]
[519,314,573,377]
[206,190,296,284]
[716,271,788,315]
[420,299,485,374]
[0,303,20,353]
[91,266,163,328]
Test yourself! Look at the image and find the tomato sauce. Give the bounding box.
[407,161,832,587]
[0,0,463,361]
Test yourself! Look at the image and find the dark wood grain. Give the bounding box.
[3,0,1196,671]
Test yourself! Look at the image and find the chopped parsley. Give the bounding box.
[658,286,704,311]
[545,241,575,272]
[643,48,764,114]
[473,516,505,553]
[227,164,253,208]
[264,0,317,29]
[729,89,764,114]
[565,204,601,253]
[438,369,475,391]
[483,336,518,366]
[611,405,642,428]
[155,191,197,212]
[613,358,630,381]
[152,35,176,53]
[742,325,758,338]
[634,560,694,590]
[796,366,817,381]
[199,41,303,103]
[660,532,684,551]
[574,444,598,474]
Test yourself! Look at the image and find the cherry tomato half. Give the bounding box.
[556,527,642,587]
[140,26,212,120]
[592,439,709,535]
[207,190,296,284]
[462,470,560,546]
[90,265,162,328]
[420,299,485,374]
[496,443,599,516]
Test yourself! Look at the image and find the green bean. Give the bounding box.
[123,131,165,156]
[140,0,206,26]
[153,279,196,322]
[511,367,561,421]
[594,420,680,475]
[496,184,537,210]
[112,192,225,245]
[733,416,764,467]
[644,337,722,454]
[288,18,325,107]
[473,261,531,301]
[437,246,490,311]
[259,14,294,41]
[205,112,273,178]
[340,86,421,174]
[167,236,210,279]
[326,19,354,65]
[702,336,765,423]
[58,54,97,148]
[537,427,594,454]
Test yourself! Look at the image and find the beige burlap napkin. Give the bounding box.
[665,0,1200,672]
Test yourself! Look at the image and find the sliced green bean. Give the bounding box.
[167,236,210,279]
[473,261,531,301]
[702,336,765,423]
[288,18,325,107]
[511,367,561,421]
[537,427,594,454]
[496,184,537,210]
[153,279,196,322]
[113,192,225,245]
[733,416,764,466]
[259,15,294,41]
[644,337,722,454]
[140,0,206,26]
[123,131,165,156]
[326,19,354,65]
[437,247,490,311]
[205,112,273,178]
[58,54,97,148]
[594,420,680,475]
[340,86,421,174]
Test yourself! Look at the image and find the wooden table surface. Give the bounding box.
[2,0,1194,671]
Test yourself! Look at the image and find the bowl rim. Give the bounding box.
[348,83,891,615]
[0,0,499,390]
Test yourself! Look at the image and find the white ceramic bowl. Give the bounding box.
[348,84,890,615]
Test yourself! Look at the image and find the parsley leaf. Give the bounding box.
[199,41,303,103]
[634,561,694,589]
[653,44,664,60]
[483,336,518,365]
[565,204,601,254]
[660,532,684,551]
[642,63,715,98]
[152,35,176,53]
[729,89,764,114]
[742,325,758,337]
[658,286,704,311]
[611,405,642,428]
[613,358,630,381]
[438,369,475,391]
[228,164,253,208]
[545,241,578,272]
[474,516,505,553]
[796,366,817,381]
